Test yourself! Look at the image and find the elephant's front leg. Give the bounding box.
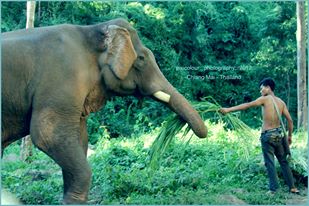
[30,109,92,204]
[80,117,89,156]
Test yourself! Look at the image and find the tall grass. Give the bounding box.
[148,97,256,169]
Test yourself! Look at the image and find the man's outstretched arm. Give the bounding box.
[220,97,264,114]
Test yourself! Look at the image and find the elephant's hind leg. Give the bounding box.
[30,109,91,204]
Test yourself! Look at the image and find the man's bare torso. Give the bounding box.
[261,95,284,131]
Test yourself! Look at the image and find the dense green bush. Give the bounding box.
[87,96,171,143]
[1,1,301,142]
[2,2,307,204]
[3,122,307,205]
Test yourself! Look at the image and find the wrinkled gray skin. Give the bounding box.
[1,18,207,204]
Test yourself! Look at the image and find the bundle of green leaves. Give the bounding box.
[148,96,256,169]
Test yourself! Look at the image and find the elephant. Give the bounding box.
[1,18,207,204]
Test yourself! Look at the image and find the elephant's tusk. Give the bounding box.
[153,91,171,103]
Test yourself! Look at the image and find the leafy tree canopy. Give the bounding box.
[1,1,301,141]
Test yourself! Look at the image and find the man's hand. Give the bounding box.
[219,108,230,115]
[288,135,292,145]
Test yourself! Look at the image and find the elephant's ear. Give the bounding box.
[100,25,137,80]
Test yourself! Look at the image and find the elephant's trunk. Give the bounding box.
[153,87,207,138]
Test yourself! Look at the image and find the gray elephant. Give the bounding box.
[1,18,207,204]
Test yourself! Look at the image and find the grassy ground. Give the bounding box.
[2,121,308,205]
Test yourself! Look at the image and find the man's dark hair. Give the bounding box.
[259,77,275,91]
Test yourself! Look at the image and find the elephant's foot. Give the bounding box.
[62,169,91,205]
[63,192,88,205]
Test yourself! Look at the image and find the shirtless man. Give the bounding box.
[220,77,299,194]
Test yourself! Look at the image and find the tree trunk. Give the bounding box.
[20,135,33,161]
[21,1,36,162]
[285,72,291,127]
[296,1,307,130]
[26,1,36,28]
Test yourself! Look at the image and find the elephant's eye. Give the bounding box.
[134,55,145,70]
[138,56,145,61]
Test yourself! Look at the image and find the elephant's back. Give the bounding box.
[2,24,78,43]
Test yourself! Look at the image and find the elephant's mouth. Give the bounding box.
[152,90,207,138]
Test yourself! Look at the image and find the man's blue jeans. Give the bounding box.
[260,128,295,191]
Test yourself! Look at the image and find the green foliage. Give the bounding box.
[2,1,307,204]
[149,97,257,169]
[2,146,62,204]
[1,1,300,138]
[87,112,108,144]
[2,124,307,205]
[86,97,170,143]
[1,2,26,32]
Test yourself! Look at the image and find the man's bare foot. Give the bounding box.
[290,188,300,194]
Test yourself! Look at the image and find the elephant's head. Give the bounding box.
[95,19,207,138]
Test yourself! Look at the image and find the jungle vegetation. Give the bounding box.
[1,1,308,205]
